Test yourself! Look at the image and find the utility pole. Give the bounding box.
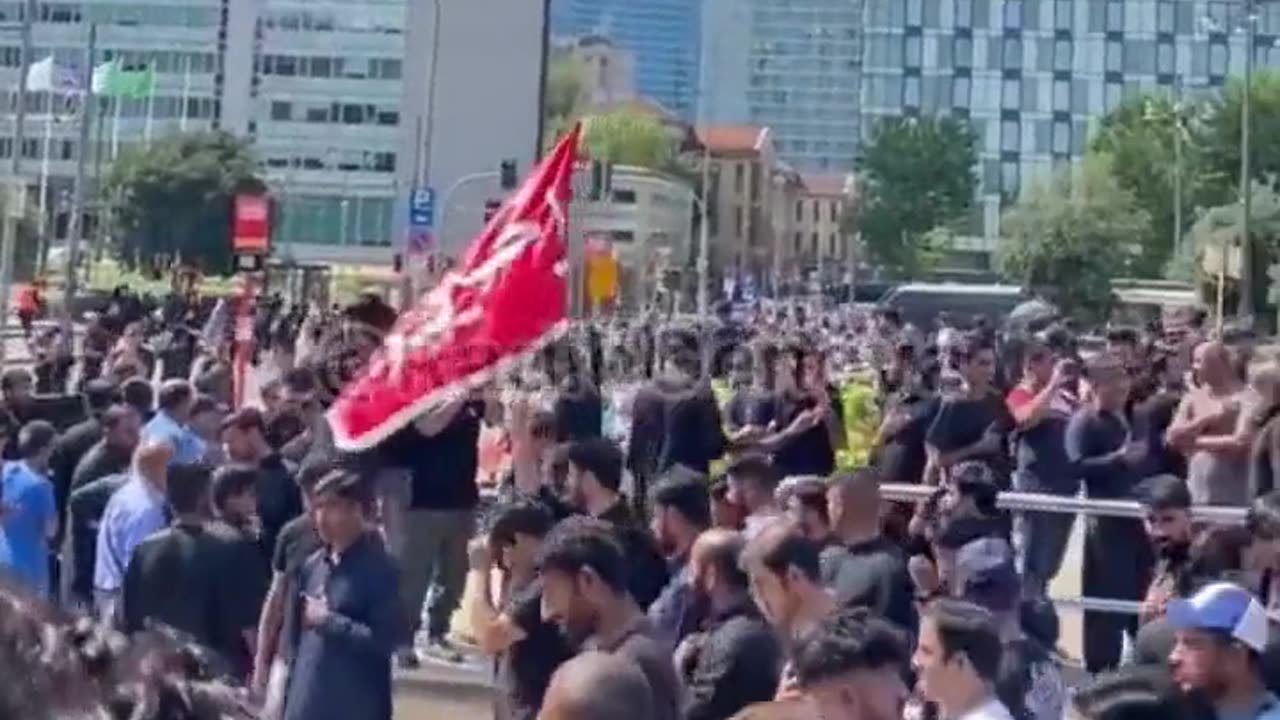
[1238,0,1256,320]
[63,23,95,337]
[0,0,35,362]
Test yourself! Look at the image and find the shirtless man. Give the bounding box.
[1166,341,1253,506]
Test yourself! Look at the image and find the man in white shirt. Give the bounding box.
[912,598,1013,720]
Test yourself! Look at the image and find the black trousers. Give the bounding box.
[1082,515,1152,673]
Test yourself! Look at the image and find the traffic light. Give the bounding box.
[500,159,518,190]
[483,199,502,224]
[588,160,613,201]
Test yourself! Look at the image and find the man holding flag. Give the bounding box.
[310,124,580,674]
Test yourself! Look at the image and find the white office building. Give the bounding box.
[0,0,549,266]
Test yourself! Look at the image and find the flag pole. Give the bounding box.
[179,54,191,133]
[142,61,155,145]
[110,95,121,160]
[37,95,53,271]
[64,23,96,333]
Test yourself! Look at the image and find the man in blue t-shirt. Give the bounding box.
[1,421,59,597]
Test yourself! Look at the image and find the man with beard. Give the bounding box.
[537,651,655,720]
[1138,475,1196,625]
[647,472,711,647]
[537,516,680,720]
[1168,582,1280,720]
[466,501,572,720]
[678,529,782,720]
[565,438,668,610]
[791,607,910,720]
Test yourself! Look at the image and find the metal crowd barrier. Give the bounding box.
[878,483,1251,615]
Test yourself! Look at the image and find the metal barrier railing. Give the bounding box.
[878,483,1250,615]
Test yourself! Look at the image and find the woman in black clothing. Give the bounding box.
[542,341,603,443]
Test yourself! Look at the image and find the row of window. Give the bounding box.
[266,100,399,127]
[794,199,842,224]
[262,152,397,174]
[262,9,405,36]
[867,0,1240,37]
[0,2,219,27]
[258,54,402,81]
[0,47,218,75]
[790,231,848,259]
[272,195,396,248]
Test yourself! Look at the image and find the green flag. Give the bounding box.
[92,59,155,99]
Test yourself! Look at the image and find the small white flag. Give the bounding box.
[26,56,80,92]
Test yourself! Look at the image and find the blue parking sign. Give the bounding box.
[409,188,435,228]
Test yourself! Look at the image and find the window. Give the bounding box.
[1002,78,1021,110]
[1158,42,1175,74]
[305,106,329,123]
[1053,79,1069,111]
[905,76,921,106]
[1054,0,1073,31]
[794,232,802,251]
[270,101,291,121]
[341,104,365,124]
[1209,42,1228,76]
[1004,0,1023,28]
[1106,0,1124,31]
[906,0,923,25]
[1001,160,1020,194]
[734,163,745,193]
[1003,37,1023,69]
[1054,39,1072,71]
[905,35,922,68]
[275,56,297,76]
[811,233,819,254]
[954,36,973,68]
[310,57,332,78]
[829,233,838,256]
[812,201,819,222]
[611,189,637,204]
[376,110,398,125]
[1053,120,1070,154]
[1001,119,1020,152]
[829,201,839,222]
[955,0,972,27]
[795,201,803,222]
[1105,82,1123,110]
[1157,0,1175,33]
[952,76,971,107]
[1106,40,1122,73]
[735,206,744,238]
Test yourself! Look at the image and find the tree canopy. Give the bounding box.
[104,131,264,274]
[850,116,978,277]
[580,111,675,170]
[543,51,587,152]
[998,154,1150,321]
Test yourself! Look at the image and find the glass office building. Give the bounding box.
[551,0,702,118]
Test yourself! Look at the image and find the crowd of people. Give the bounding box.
[1,291,1280,720]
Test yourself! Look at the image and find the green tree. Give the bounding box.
[1194,71,1280,208]
[581,111,675,170]
[1189,181,1280,314]
[1089,93,1198,276]
[850,116,978,277]
[998,154,1150,321]
[105,131,264,273]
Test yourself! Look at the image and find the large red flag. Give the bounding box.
[327,125,580,450]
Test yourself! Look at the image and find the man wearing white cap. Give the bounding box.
[1168,582,1280,720]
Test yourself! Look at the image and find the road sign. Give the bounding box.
[409,187,435,228]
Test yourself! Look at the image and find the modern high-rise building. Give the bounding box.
[702,0,1280,257]
[700,0,865,171]
[0,0,548,266]
[550,0,701,118]
[861,0,1279,256]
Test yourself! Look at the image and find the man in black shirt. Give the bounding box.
[221,407,303,558]
[820,469,915,632]
[538,517,681,720]
[566,438,669,610]
[387,390,494,664]
[252,457,329,712]
[1066,356,1152,673]
[70,404,140,492]
[207,464,271,678]
[48,379,117,522]
[627,327,727,511]
[120,464,243,674]
[466,501,572,720]
[282,471,399,720]
[926,335,1014,486]
[647,472,711,648]
[678,529,781,720]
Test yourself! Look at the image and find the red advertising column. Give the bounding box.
[230,194,270,407]
[232,276,257,408]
